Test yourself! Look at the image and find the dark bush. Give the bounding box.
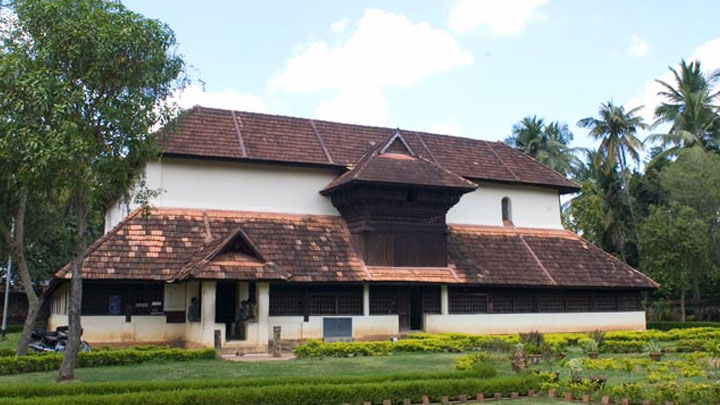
[0,375,541,405]
[0,347,216,375]
[647,321,720,331]
[0,369,500,399]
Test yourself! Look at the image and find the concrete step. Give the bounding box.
[220,344,268,356]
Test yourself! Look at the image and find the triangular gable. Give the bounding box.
[175,226,268,281]
[379,130,415,156]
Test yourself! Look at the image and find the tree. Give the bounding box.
[638,203,711,321]
[647,60,720,159]
[659,146,720,269]
[505,116,580,176]
[4,0,185,380]
[577,101,646,238]
[0,9,72,354]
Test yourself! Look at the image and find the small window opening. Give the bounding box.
[501,197,513,225]
[406,190,418,202]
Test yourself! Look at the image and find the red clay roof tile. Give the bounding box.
[162,107,580,193]
[56,209,656,289]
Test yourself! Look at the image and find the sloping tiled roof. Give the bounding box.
[56,209,657,289]
[321,131,477,193]
[161,107,580,193]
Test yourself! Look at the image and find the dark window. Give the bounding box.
[539,293,565,312]
[422,286,441,314]
[492,292,514,313]
[269,285,362,316]
[566,294,591,312]
[618,292,642,311]
[370,286,398,315]
[269,286,303,316]
[513,294,536,313]
[449,287,488,314]
[501,197,512,223]
[595,293,618,311]
[82,282,164,316]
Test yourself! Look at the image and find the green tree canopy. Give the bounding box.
[648,60,720,158]
[1,0,186,379]
[505,115,579,176]
[638,203,711,320]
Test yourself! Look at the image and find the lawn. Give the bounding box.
[0,333,18,353]
[0,350,465,384]
[1,329,720,404]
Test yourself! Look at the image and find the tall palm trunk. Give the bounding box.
[58,195,88,381]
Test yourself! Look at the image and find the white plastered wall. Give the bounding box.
[268,315,399,341]
[105,159,341,231]
[447,181,562,229]
[424,312,646,335]
[106,159,566,232]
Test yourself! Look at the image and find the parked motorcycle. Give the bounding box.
[29,326,91,352]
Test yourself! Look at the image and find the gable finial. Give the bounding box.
[379,129,416,156]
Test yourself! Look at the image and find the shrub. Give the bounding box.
[582,339,599,354]
[588,329,606,346]
[453,352,496,378]
[0,375,542,405]
[0,347,216,375]
[0,370,504,399]
[648,321,720,331]
[602,340,646,353]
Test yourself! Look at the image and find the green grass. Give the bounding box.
[0,352,466,384]
[0,333,18,353]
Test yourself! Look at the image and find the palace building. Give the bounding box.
[47,107,657,351]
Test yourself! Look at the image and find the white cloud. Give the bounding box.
[316,85,388,125]
[626,37,720,124]
[447,0,550,35]
[427,117,462,136]
[626,35,649,58]
[269,9,472,125]
[330,18,348,34]
[173,84,267,113]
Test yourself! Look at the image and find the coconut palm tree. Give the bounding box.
[505,115,545,157]
[505,116,580,176]
[578,102,646,174]
[577,102,646,240]
[646,60,720,158]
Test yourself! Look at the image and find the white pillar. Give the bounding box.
[440,285,449,315]
[363,284,370,316]
[201,281,217,346]
[257,282,270,349]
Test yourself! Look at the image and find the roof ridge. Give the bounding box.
[412,131,440,164]
[492,141,581,188]
[230,110,248,157]
[309,119,334,164]
[512,226,558,286]
[415,155,477,189]
[486,141,520,181]
[561,229,660,288]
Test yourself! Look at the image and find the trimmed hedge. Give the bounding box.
[0,375,542,405]
[648,321,720,331]
[0,369,498,399]
[0,347,216,375]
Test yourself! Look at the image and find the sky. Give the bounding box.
[123,0,720,152]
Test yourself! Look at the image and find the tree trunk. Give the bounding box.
[58,197,88,382]
[0,187,43,356]
[679,289,686,322]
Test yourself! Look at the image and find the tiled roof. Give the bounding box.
[161,107,580,193]
[56,209,657,289]
[321,131,477,193]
